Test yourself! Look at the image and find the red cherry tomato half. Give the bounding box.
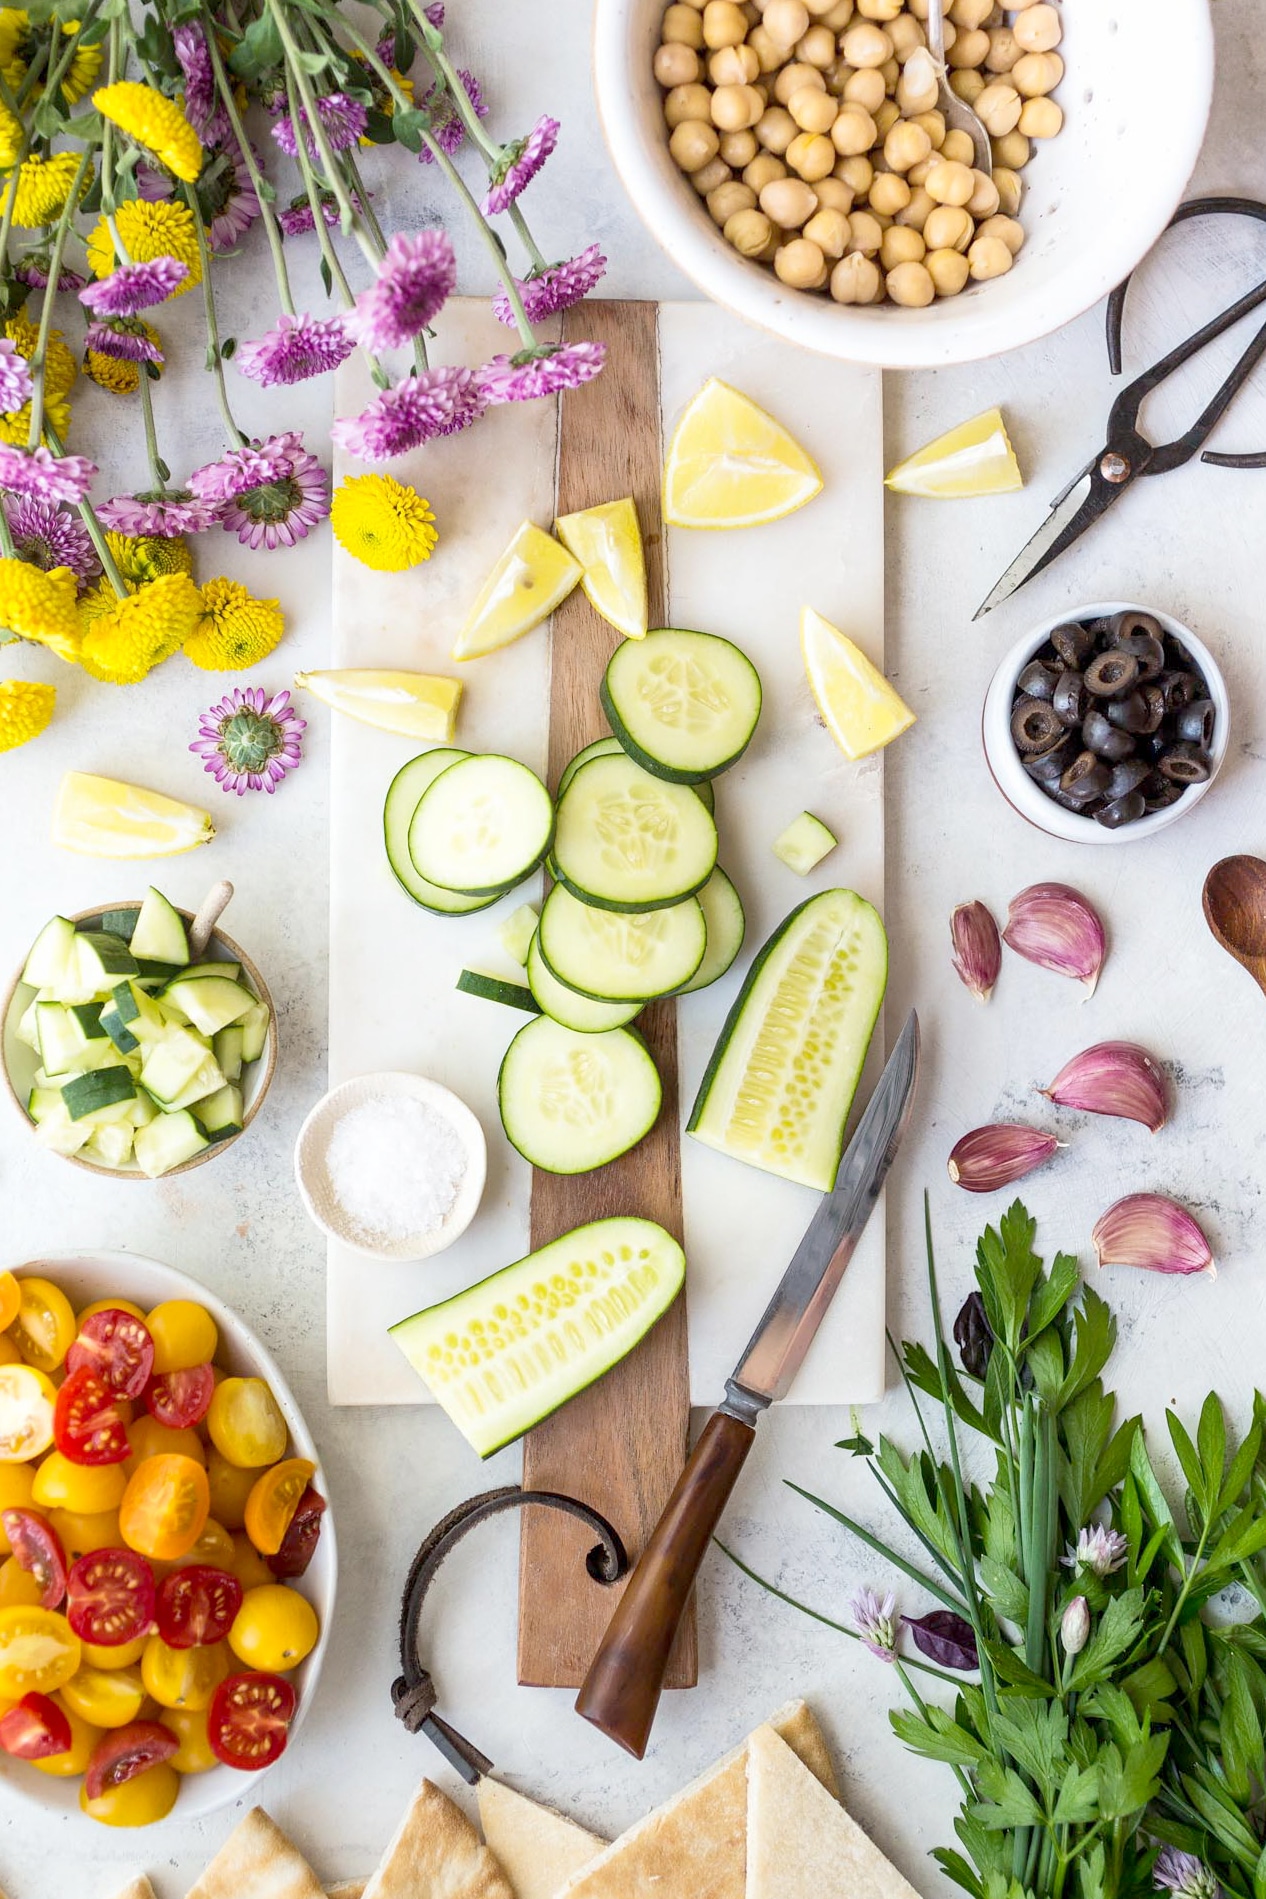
[83,1719,178,1801]
[267,1485,327,1581]
[66,1309,154,1401]
[53,1368,131,1467]
[66,1547,156,1646]
[208,1671,296,1771]
[156,1564,243,1649]
[144,1364,215,1432]
[0,1692,72,1761]
[2,1509,68,1610]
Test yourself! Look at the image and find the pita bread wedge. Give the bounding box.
[110,1883,158,1899]
[362,1780,513,1899]
[556,1700,836,1899]
[477,1777,606,1899]
[325,1886,367,1899]
[185,1807,326,1899]
[746,1725,922,1899]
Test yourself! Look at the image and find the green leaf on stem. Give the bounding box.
[1026,1250,1081,1344]
[1169,1410,1206,1518]
[990,1699,1067,1794]
[931,1848,986,1899]
[890,1705,989,1768]
[1119,1656,1178,1724]
[1058,1285,1116,1407]
[228,12,283,78]
[970,1760,1044,1831]
[1096,1732,1167,1819]
[1053,1759,1101,1825]
[978,1554,1029,1626]
[1130,1432,1184,1566]
[1218,1418,1262,1517]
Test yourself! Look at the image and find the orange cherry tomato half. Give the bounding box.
[10,1278,76,1373]
[244,1458,315,1557]
[119,1454,210,1562]
[53,1368,131,1467]
[2,1510,67,1610]
[83,1718,178,1801]
[0,1690,72,1760]
[66,1549,156,1648]
[207,1670,295,1771]
[268,1485,326,1581]
[66,1310,154,1400]
[0,1274,20,1335]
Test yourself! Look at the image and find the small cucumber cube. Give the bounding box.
[27,1085,66,1124]
[130,1090,159,1128]
[135,958,186,983]
[22,916,78,991]
[29,1093,93,1155]
[84,1123,136,1168]
[99,908,140,941]
[213,1025,244,1083]
[73,930,140,990]
[139,1025,217,1105]
[15,999,41,1051]
[162,1056,228,1113]
[134,1110,209,1178]
[61,1065,137,1121]
[37,1004,89,1078]
[163,976,256,1038]
[497,904,539,969]
[70,1001,107,1041]
[238,1000,270,1064]
[129,888,190,966]
[773,812,838,876]
[99,1007,139,1055]
[195,1083,244,1141]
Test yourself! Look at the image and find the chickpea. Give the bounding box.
[724,206,775,254]
[835,152,875,195]
[927,246,970,294]
[720,126,759,163]
[947,27,989,67]
[940,128,976,164]
[764,0,811,45]
[669,118,720,170]
[814,175,855,211]
[748,22,786,69]
[664,82,712,128]
[712,82,765,129]
[804,205,852,256]
[846,208,884,253]
[691,155,733,193]
[1018,92,1060,137]
[887,259,935,305]
[984,26,1020,71]
[655,42,702,86]
[788,83,838,131]
[878,56,900,89]
[804,0,849,13]
[896,49,939,113]
[869,169,912,216]
[857,0,903,17]
[756,104,798,151]
[921,202,971,251]
[993,164,1022,216]
[925,157,974,205]
[818,0,856,24]
[967,233,1013,279]
[843,67,887,112]
[775,235,828,286]
[708,179,757,225]
[950,68,986,103]
[662,3,706,45]
[888,13,926,59]
[841,20,893,66]
[830,102,877,153]
[759,173,819,226]
[675,0,707,9]
[912,107,947,147]
[895,184,935,228]
[965,168,999,218]
[949,0,992,27]
[742,0,761,20]
[702,0,748,46]
[744,151,789,189]
[796,23,838,64]
[1012,50,1062,97]
[975,213,1024,253]
[883,118,932,172]
[1013,2,1061,51]
[830,252,883,302]
[975,81,1022,135]
[709,42,761,82]
[992,129,1030,167]
[787,129,837,178]
[873,97,901,136]
[881,223,925,268]
[773,58,824,102]
[905,154,934,186]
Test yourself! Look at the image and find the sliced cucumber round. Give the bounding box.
[537,885,707,1002]
[526,934,642,1033]
[384,750,499,915]
[601,627,763,782]
[677,867,746,995]
[552,752,717,913]
[410,754,554,896]
[498,1014,662,1174]
[556,735,623,799]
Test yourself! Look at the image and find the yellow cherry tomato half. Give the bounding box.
[164,1704,218,1774]
[82,1633,148,1670]
[146,1301,218,1375]
[0,1466,36,1548]
[0,1557,44,1609]
[119,1453,210,1562]
[124,1417,206,1474]
[207,1378,287,1469]
[11,1278,76,1373]
[80,1759,180,1826]
[61,1663,146,1730]
[228,1530,274,1591]
[32,1452,128,1515]
[0,1365,56,1463]
[0,1273,20,1334]
[32,1697,102,1777]
[77,1298,146,1328]
[0,1605,81,1698]
[141,1633,230,1711]
[0,1336,19,1367]
[48,1508,122,1565]
[229,1584,319,1674]
[244,1458,315,1557]
[206,1447,259,1532]
[162,1518,235,1576]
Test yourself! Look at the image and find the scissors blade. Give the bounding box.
[974,461,1128,620]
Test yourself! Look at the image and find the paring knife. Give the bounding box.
[575,1009,921,1759]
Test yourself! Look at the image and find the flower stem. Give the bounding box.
[10,34,49,112]
[281,79,358,307]
[265,0,378,269]
[136,367,169,492]
[44,423,126,597]
[27,149,91,451]
[29,6,100,109]
[0,126,31,265]
[182,183,246,445]
[200,2,296,315]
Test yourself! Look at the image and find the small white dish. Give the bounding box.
[295,1071,487,1262]
[982,601,1229,845]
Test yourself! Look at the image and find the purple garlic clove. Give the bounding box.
[950,900,1002,1004]
[1002,882,1106,995]
[1042,1041,1168,1133]
[1091,1193,1213,1277]
[947,1125,1060,1193]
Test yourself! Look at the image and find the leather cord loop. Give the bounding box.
[393,1484,628,1783]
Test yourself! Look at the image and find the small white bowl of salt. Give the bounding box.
[294,1071,487,1261]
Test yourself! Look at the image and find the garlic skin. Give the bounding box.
[1003,883,1106,996]
[950,901,1002,1003]
[1092,1193,1214,1277]
[948,1125,1060,1193]
[1043,1041,1168,1133]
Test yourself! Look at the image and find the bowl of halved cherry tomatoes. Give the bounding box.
[0,1251,335,1827]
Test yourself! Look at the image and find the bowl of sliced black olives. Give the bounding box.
[983,602,1229,844]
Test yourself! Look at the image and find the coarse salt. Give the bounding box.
[325,1094,467,1242]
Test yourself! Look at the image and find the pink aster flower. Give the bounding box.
[0,443,97,505]
[493,245,607,325]
[344,230,456,351]
[190,431,305,502]
[271,91,367,161]
[849,1587,899,1664]
[14,253,87,292]
[204,144,261,252]
[277,190,350,236]
[0,337,33,413]
[331,365,485,461]
[483,116,559,216]
[135,162,174,202]
[476,340,606,404]
[191,686,306,796]
[418,69,486,162]
[235,312,354,387]
[172,25,218,139]
[80,258,189,316]
[84,318,164,365]
[97,490,222,537]
[190,431,330,550]
[4,496,99,586]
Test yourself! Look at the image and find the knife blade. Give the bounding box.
[575,1009,921,1758]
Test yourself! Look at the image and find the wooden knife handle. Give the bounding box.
[575,1408,756,1757]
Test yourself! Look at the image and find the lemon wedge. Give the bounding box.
[295,669,462,741]
[53,772,215,857]
[884,406,1022,498]
[451,521,582,661]
[801,607,915,761]
[554,497,648,640]
[663,378,823,530]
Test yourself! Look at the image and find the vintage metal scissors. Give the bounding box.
[976,196,1266,619]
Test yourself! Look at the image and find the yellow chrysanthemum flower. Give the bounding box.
[0,100,20,169]
[5,313,77,400]
[351,54,412,144]
[330,475,438,573]
[184,577,284,671]
[86,199,201,295]
[84,349,139,395]
[8,152,88,228]
[0,558,81,661]
[0,678,55,751]
[78,572,201,684]
[0,391,71,447]
[105,530,192,587]
[94,81,203,184]
[0,11,101,102]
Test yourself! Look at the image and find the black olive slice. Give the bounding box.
[1023,736,1077,786]
[1084,650,1140,697]
[1137,684,1166,733]
[1106,758,1150,800]
[1114,633,1165,681]
[1060,750,1110,799]
[1052,670,1087,727]
[1081,709,1135,762]
[1049,620,1096,668]
[1095,789,1147,828]
[1141,770,1183,811]
[1158,669,1200,712]
[1158,743,1212,785]
[1108,609,1163,646]
[1017,659,1060,701]
[1106,689,1151,733]
[1011,696,1065,754]
[1176,699,1215,749]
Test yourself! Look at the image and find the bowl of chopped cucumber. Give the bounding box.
[2,885,276,1180]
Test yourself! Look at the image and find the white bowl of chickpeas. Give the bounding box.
[595,0,1215,367]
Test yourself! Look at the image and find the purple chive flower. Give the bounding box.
[1154,1851,1220,1899]
[271,91,367,161]
[1064,1524,1130,1579]
[235,311,354,387]
[418,69,486,161]
[84,318,164,365]
[172,24,217,138]
[278,190,344,236]
[476,340,606,404]
[4,496,99,585]
[97,490,222,537]
[483,115,559,216]
[331,366,485,461]
[0,443,97,505]
[191,686,306,796]
[0,337,33,412]
[424,2,444,23]
[344,229,456,351]
[80,257,190,316]
[14,253,86,292]
[849,1587,899,1664]
[492,245,607,325]
[205,145,261,252]
[190,432,330,549]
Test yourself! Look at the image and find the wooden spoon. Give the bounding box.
[1203,856,1266,995]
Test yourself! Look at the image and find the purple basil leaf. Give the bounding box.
[904,1610,979,1672]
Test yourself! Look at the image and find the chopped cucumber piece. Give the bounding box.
[134,1110,209,1178]
[134,959,185,983]
[29,1093,93,1156]
[162,1055,229,1112]
[390,1216,686,1456]
[139,1025,219,1106]
[99,1006,139,1055]
[194,1083,244,1141]
[21,916,78,991]
[497,904,539,969]
[129,887,190,965]
[601,627,762,782]
[408,754,554,896]
[130,1090,158,1128]
[69,1001,107,1040]
[15,999,40,1051]
[238,1001,270,1064]
[498,1016,662,1174]
[84,1123,135,1169]
[678,868,746,995]
[72,931,139,991]
[99,908,139,941]
[163,975,256,1037]
[688,888,888,1191]
[526,934,642,1033]
[172,960,241,984]
[537,885,707,1002]
[552,753,717,913]
[556,736,623,799]
[36,1003,117,1078]
[456,970,539,1014]
[774,812,837,876]
[61,1065,137,1121]
[214,1025,244,1083]
[384,749,499,916]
